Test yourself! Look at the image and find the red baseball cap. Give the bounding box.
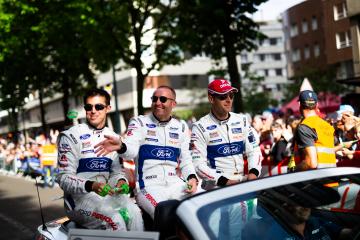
[208,79,238,95]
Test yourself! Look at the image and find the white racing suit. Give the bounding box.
[120,114,197,219]
[191,112,262,189]
[191,112,262,239]
[56,123,143,231]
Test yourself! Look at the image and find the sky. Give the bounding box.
[252,0,305,21]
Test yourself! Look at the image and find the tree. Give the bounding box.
[79,0,186,115]
[0,0,98,132]
[176,0,267,113]
[284,67,353,102]
[241,63,276,114]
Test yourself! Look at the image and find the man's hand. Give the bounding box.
[110,179,128,195]
[92,182,108,196]
[247,173,257,181]
[342,148,354,159]
[94,135,122,157]
[185,178,198,194]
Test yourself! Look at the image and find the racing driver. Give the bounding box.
[56,88,143,231]
[95,86,198,219]
[191,79,262,189]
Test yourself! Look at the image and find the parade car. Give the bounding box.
[35,167,360,240]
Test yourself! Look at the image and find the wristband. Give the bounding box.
[99,184,112,197]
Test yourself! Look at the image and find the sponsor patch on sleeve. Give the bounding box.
[231,128,242,134]
[69,134,78,144]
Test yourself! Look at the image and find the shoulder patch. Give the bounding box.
[137,117,144,127]
[198,123,206,133]
[70,134,78,144]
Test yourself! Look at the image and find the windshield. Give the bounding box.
[198,174,360,240]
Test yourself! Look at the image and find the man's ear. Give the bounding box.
[208,94,214,104]
[106,105,112,113]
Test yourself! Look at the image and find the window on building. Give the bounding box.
[290,23,298,37]
[264,69,269,77]
[292,49,301,62]
[269,38,277,45]
[275,69,283,76]
[304,46,310,59]
[334,2,347,20]
[259,54,265,61]
[273,53,281,61]
[336,31,352,49]
[312,16,318,30]
[302,20,308,33]
[268,69,276,77]
[314,44,320,57]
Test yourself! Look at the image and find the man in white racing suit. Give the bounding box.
[56,88,143,231]
[95,86,198,219]
[191,79,262,189]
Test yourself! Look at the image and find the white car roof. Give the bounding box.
[177,167,360,240]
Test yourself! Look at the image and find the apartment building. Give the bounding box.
[282,0,353,81]
[241,20,288,102]
[343,0,360,85]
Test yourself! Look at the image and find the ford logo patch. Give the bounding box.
[146,124,156,128]
[86,159,109,170]
[217,144,241,155]
[151,148,174,158]
[80,134,91,140]
[207,125,217,130]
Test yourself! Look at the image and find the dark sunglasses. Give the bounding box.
[84,103,107,111]
[151,95,175,103]
[212,93,234,101]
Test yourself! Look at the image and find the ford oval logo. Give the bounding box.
[151,148,174,158]
[86,159,109,170]
[217,144,241,155]
[80,134,91,140]
[146,124,156,128]
[207,125,217,130]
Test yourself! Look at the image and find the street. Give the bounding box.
[0,172,64,240]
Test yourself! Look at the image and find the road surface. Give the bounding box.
[0,171,64,240]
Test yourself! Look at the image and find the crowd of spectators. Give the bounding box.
[0,103,359,179]
[252,104,360,176]
[0,130,59,174]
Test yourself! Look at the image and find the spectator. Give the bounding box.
[270,122,290,165]
[293,90,336,171]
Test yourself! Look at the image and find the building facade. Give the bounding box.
[241,20,288,102]
[282,0,353,81]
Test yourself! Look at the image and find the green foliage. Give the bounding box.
[175,0,268,112]
[241,63,276,114]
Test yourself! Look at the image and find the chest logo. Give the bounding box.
[207,125,217,130]
[151,148,174,158]
[80,134,91,140]
[218,144,241,155]
[86,159,109,170]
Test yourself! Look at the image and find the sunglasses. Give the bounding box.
[151,95,175,103]
[212,93,234,101]
[84,103,107,111]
